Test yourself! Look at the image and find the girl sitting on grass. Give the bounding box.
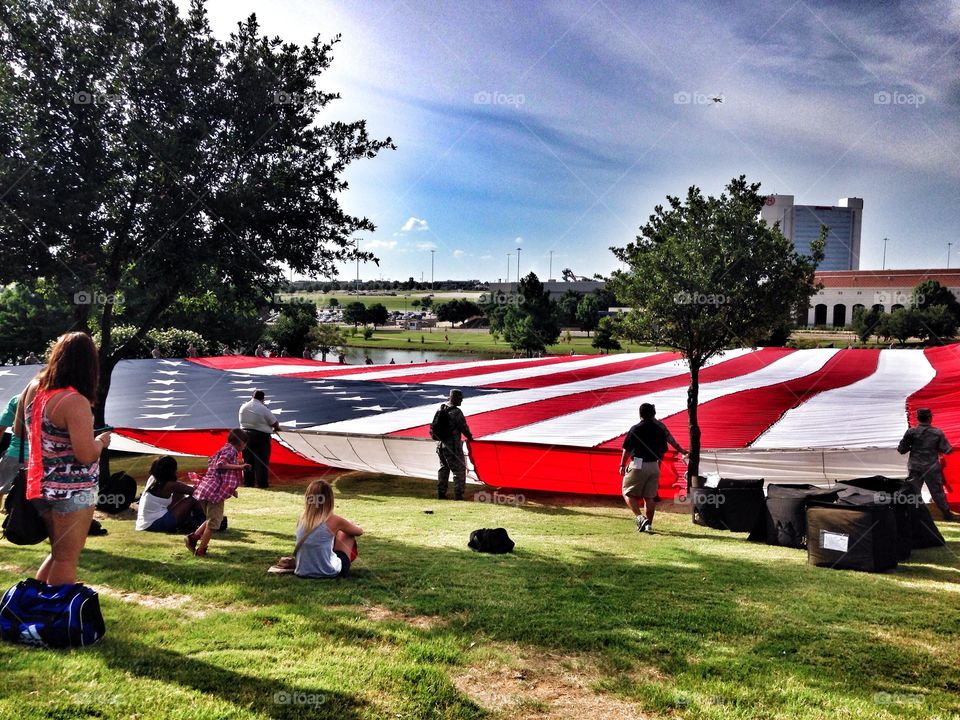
[135,455,204,533]
[294,479,362,579]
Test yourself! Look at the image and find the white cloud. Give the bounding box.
[453,249,465,258]
[514,236,523,244]
[400,217,430,232]
[415,241,437,250]
[364,239,398,250]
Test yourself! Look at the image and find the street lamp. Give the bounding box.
[430,249,435,292]
[948,242,953,269]
[506,254,511,286]
[882,237,888,270]
[355,238,360,295]
[549,250,553,281]
[516,247,522,283]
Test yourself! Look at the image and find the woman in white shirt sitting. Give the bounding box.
[136,456,202,532]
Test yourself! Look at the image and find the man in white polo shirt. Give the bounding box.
[238,389,280,488]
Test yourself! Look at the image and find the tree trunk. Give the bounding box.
[686,360,702,490]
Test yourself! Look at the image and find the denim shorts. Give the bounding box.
[31,488,98,515]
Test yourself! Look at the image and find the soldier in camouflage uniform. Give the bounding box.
[897,408,957,521]
[436,389,474,500]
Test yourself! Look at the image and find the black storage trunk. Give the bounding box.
[837,475,946,549]
[762,484,840,548]
[832,489,911,561]
[806,501,899,572]
[690,477,766,533]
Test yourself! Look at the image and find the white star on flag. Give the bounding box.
[149,379,183,385]
[137,412,188,420]
[352,405,394,412]
[336,396,371,401]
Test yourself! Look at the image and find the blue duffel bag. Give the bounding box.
[0,578,105,648]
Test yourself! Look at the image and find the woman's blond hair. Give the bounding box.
[299,479,334,534]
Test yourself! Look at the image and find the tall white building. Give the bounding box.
[761,195,863,271]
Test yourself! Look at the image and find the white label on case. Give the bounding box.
[821,530,849,553]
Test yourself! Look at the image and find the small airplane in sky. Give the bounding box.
[711,94,724,103]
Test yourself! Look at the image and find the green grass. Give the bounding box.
[3,461,958,719]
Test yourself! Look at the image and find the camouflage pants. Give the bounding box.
[909,464,952,515]
[437,443,466,499]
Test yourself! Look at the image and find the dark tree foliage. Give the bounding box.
[0,0,392,422]
[0,281,73,361]
[555,289,582,327]
[592,316,621,353]
[435,298,480,326]
[575,294,602,336]
[488,273,559,356]
[366,302,389,328]
[342,301,367,328]
[267,302,318,357]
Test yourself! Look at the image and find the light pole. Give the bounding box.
[516,247,522,283]
[430,249,435,292]
[949,242,953,269]
[882,237,888,270]
[549,250,553,281]
[506,254,511,286]
[355,238,360,295]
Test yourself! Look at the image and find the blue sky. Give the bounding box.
[180,0,960,282]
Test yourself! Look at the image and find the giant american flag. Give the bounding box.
[1,346,958,506]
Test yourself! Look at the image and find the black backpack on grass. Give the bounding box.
[468,528,514,554]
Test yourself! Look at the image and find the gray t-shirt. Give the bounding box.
[898,423,951,471]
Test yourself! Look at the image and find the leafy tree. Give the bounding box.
[852,306,883,344]
[267,303,318,356]
[913,280,960,321]
[885,307,919,345]
[576,294,602,336]
[609,176,823,482]
[158,285,265,352]
[592,316,621,353]
[342,301,368,328]
[366,302,389,328]
[496,273,560,356]
[327,297,340,308]
[0,281,73,362]
[914,305,956,344]
[0,0,392,424]
[555,289,582,327]
[435,298,480,326]
[419,296,434,310]
[307,323,345,362]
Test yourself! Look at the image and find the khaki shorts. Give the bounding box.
[200,500,225,531]
[622,461,660,498]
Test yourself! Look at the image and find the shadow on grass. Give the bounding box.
[97,636,369,720]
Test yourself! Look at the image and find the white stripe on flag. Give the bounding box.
[483,348,840,447]
[308,349,756,435]
[751,349,934,449]
[323,355,550,381]
[427,353,663,387]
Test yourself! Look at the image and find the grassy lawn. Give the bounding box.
[341,327,657,356]
[1,457,958,719]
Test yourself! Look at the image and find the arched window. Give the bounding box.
[814,304,828,325]
[852,304,865,317]
[892,304,904,312]
[833,304,847,327]
[872,303,884,313]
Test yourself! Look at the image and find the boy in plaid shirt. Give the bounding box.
[185,428,249,557]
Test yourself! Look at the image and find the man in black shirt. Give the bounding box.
[619,403,680,532]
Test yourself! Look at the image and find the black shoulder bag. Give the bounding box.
[2,391,48,545]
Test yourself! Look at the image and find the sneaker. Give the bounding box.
[643,522,654,534]
[636,516,649,532]
[185,533,198,553]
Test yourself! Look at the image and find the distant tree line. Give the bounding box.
[852,280,959,346]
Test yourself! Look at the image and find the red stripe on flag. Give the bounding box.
[397,348,791,441]
[907,345,960,508]
[114,428,318,466]
[485,352,681,389]
[659,348,882,449]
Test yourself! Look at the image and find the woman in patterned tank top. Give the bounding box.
[14,332,111,585]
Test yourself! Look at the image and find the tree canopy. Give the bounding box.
[0,0,392,420]
[608,176,823,480]
[487,273,560,356]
